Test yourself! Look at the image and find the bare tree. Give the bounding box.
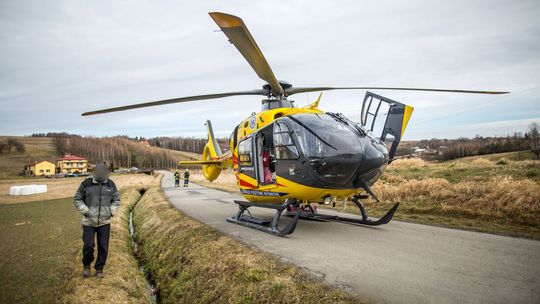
[52,133,66,155]
[15,141,25,153]
[0,142,8,154]
[6,138,18,152]
[529,122,540,160]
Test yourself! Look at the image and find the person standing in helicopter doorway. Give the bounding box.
[183,169,190,187]
[174,170,180,187]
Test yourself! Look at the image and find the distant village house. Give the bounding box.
[25,160,55,176]
[57,154,88,174]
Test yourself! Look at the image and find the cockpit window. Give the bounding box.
[288,113,363,159]
[273,121,299,160]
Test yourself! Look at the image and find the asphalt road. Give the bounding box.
[162,172,540,304]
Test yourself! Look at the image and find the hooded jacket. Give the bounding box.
[74,177,120,227]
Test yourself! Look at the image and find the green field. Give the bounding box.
[0,197,80,303]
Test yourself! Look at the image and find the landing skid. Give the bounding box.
[227,200,301,236]
[286,196,399,226]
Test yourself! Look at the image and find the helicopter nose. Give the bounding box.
[354,138,389,186]
[309,153,364,188]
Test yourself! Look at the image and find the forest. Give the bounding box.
[31,133,195,169]
[396,133,533,161]
[30,123,539,170]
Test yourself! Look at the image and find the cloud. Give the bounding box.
[0,0,539,140]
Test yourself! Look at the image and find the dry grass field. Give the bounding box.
[361,155,540,238]
[0,173,158,204]
[187,152,540,239]
[189,168,238,192]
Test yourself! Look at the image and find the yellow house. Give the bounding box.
[57,154,88,174]
[25,160,56,176]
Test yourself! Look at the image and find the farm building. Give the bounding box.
[25,160,56,176]
[57,154,88,174]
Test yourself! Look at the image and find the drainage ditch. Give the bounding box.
[129,189,161,303]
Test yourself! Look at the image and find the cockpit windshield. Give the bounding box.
[287,114,363,159]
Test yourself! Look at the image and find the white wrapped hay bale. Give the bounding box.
[9,184,48,196]
[35,185,47,194]
[9,186,22,196]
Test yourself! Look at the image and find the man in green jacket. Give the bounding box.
[74,163,120,278]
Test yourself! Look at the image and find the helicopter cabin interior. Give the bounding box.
[237,119,301,187]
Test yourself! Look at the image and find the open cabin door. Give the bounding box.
[237,125,278,187]
[237,136,257,182]
[360,91,414,160]
[255,125,277,186]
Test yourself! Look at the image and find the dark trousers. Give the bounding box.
[82,224,110,271]
[175,179,179,187]
[183,179,189,187]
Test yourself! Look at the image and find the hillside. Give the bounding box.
[0,136,57,179]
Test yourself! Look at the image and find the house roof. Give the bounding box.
[58,154,87,161]
[26,160,55,166]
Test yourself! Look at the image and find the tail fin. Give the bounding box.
[205,120,222,158]
[179,120,232,182]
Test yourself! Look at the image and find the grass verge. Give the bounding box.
[132,187,363,304]
[61,188,153,304]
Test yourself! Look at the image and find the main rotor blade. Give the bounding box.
[209,12,283,96]
[285,87,510,95]
[81,89,267,116]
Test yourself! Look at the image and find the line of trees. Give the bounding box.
[31,133,227,155]
[47,133,192,169]
[396,125,540,161]
[438,134,530,161]
[33,122,540,166]
[147,136,229,153]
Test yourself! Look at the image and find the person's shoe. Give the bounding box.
[95,270,104,279]
[82,266,91,278]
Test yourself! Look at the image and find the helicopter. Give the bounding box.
[82,12,508,236]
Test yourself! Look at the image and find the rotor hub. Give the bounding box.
[263,81,293,97]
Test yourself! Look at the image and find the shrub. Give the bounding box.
[496,158,508,166]
[470,158,493,166]
[389,158,426,168]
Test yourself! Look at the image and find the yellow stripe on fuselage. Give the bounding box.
[236,172,363,203]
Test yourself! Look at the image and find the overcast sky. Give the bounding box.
[1,0,539,140]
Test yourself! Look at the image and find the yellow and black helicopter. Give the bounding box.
[83,12,508,236]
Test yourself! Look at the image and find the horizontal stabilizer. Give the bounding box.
[179,160,224,165]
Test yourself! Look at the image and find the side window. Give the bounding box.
[238,137,252,165]
[273,121,299,160]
